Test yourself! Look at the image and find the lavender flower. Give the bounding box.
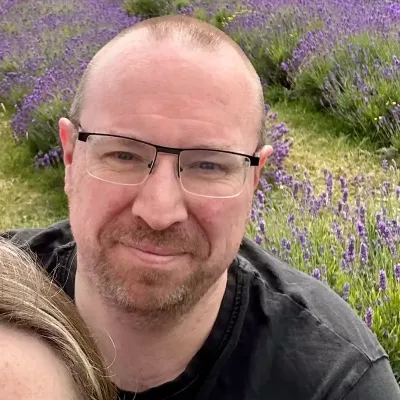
[346,235,356,262]
[342,282,350,302]
[365,307,373,329]
[360,242,369,264]
[251,207,256,222]
[312,268,321,281]
[379,270,387,292]
[342,188,349,203]
[356,220,366,237]
[259,220,266,234]
[303,249,311,262]
[395,264,400,283]
[299,230,307,247]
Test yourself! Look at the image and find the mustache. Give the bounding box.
[101,220,209,257]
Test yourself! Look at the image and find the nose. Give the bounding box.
[131,154,189,230]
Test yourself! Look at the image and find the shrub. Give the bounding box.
[226,6,320,87]
[123,0,173,17]
[0,0,139,155]
[294,34,400,147]
[248,161,400,383]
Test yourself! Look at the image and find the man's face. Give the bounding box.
[60,39,270,317]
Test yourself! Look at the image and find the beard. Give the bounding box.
[75,215,229,324]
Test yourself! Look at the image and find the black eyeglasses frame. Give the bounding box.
[77,131,260,170]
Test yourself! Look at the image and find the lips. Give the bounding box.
[121,242,185,257]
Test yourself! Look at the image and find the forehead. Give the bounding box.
[0,325,76,400]
[81,39,261,152]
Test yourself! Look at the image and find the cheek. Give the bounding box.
[191,197,250,249]
[70,176,134,239]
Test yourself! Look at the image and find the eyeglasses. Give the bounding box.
[77,130,260,199]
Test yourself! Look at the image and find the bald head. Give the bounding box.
[69,15,266,147]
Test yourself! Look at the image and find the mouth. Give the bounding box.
[119,243,187,266]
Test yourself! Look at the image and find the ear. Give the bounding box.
[253,145,273,189]
[59,118,76,196]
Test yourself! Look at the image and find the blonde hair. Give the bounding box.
[0,237,116,400]
[69,15,266,148]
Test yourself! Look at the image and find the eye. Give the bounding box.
[113,152,134,161]
[197,161,221,170]
[104,151,141,162]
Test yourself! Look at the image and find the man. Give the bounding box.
[3,15,400,400]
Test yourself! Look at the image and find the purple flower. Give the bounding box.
[360,242,369,264]
[356,220,366,237]
[303,249,311,262]
[293,181,301,199]
[287,214,295,224]
[257,190,265,204]
[382,159,389,172]
[299,230,307,247]
[259,220,265,234]
[340,176,347,191]
[342,282,350,302]
[395,264,400,283]
[379,270,387,292]
[326,173,333,203]
[321,264,326,275]
[312,268,321,281]
[255,235,262,245]
[359,205,366,224]
[341,257,348,271]
[346,235,356,262]
[364,307,373,329]
[342,188,349,203]
[251,207,256,222]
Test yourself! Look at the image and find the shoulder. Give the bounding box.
[236,235,387,365]
[1,219,75,274]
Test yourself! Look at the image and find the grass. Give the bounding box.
[0,112,68,232]
[270,98,385,180]
[0,100,384,232]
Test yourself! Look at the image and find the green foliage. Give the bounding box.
[210,8,235,31]
[192,7,208,22]
[247,161,400,382]
[294,34,400,147]
[172,0,191,11]
[0,58,25,107]
[26,98,68,156]
[0,115,67,231]
[230,7,321,87]
[123,0,174,17]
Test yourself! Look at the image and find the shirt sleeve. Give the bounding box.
[342,357,400,400]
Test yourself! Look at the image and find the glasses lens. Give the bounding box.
[85,135,156,185]
[179,150,250,198]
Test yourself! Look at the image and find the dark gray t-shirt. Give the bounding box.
[3,220,400,400]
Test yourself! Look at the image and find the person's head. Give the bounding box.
[59,15,272,319]
[0,238,116,400]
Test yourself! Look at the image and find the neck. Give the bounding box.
[74,268,228,392]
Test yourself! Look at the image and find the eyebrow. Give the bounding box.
[106,129,238,152]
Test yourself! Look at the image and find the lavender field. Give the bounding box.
[0,0,400,383]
